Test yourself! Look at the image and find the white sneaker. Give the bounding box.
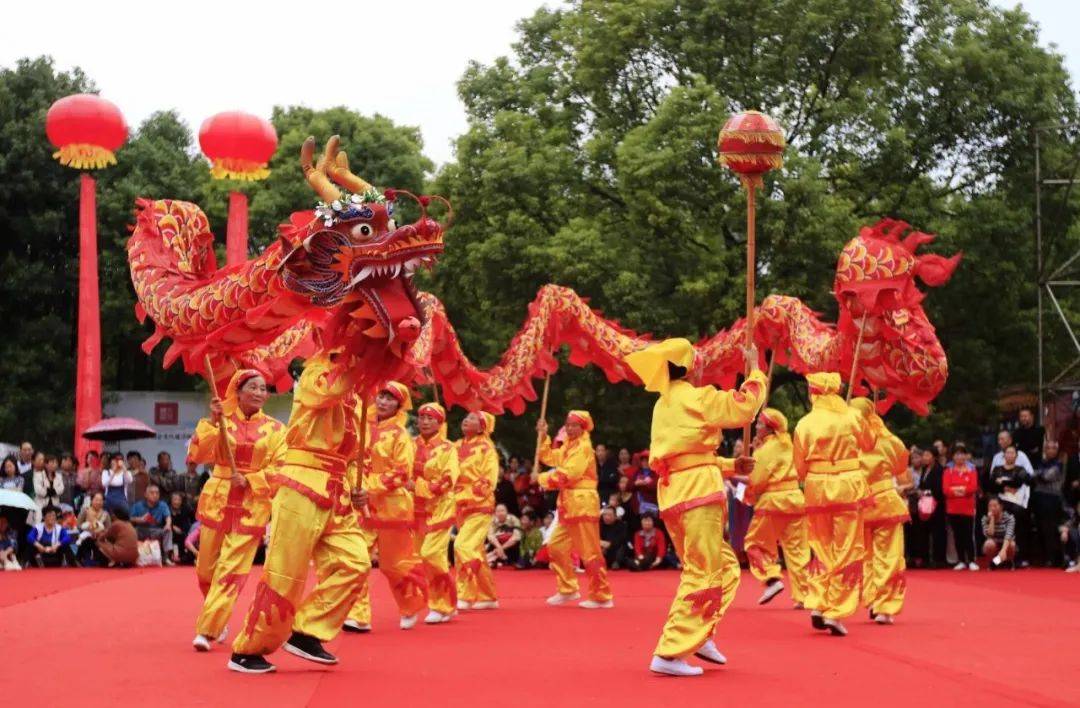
[192,635,211,652]
[823,618,848,636]
[1065,564,1080,573]
[546,592,580,606]
[758,580,784,605]
[693,639,727,665]
[456,600,473,611]
[649,656,704,676]
[471,600,499,610]
[216,627,229,644]
[399,614,418,630]
[967,562,979,571]
[953,562,966,571]
[424,610,452,624]
[873,614,894,625]
[579,599,614,609]
[342,619,371,633]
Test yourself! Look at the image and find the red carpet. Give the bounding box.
[4,566,1078,707]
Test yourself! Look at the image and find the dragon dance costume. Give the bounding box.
[188,370,286,647]
[411,403,460,621]
[230,351,371,667]
[538,410,613,607]
[850,397,911,622]
[454,412,500,608]
[743,408,810,607]
[348,382,428,629]
[792,372,874,633]
[625,339,766,674]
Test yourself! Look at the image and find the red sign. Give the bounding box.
[154,402,179,426]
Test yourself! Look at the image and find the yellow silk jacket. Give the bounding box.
[361,409,417,529]
[747,431,805,516]
[792,393,874,512]
[414,430,459,531]
[537,433,600,523]
[861,420,911,526]
[454,434,499,518]
[188,411,286,536]
[273,351,363,513]
[647,370,767,515]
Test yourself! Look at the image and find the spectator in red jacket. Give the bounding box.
[943,443,979,570]
[629,514,667,571]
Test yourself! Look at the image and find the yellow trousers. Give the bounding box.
[805,508,865,620]
[348,525,428,623]
[744,513,810,604]
[862,521,906,616]
[454,512,497,603]
[655,503,740,659]
[547,520,613,602]
[194,526,261,638]
[420,525,456,615]
[232,486,370,655]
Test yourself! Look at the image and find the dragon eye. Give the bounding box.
[351,223,374,241]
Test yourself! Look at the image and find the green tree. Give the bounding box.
[430,0,1079,454]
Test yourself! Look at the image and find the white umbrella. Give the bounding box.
[0,489,36,511]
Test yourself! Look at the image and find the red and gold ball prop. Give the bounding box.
[198,111,278,181]
[717,110,785,182]
[45,94,128,170]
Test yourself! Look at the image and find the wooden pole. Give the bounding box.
[764,348,777,401]
[846,313,869,403]
[742,178,757,449]
[355,395,370,516]
[204,355,239,479]
[428,367,441,406]
[532,374,552,474]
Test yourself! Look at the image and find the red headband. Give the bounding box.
[418,404,445,422]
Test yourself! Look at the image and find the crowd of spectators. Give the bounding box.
[1,442,210,570]
[10,404,1080,576]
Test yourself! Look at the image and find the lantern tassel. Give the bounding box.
[717,153,785,171]
[209,157,271,181]
[717,129,787,147]
[52,144,117,170]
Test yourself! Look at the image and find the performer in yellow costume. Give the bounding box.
[411,402,460,624]
[345,382,428,632]
[792,372,874,637]
[454,411,500,610]
[228,351,370,674]
[849,397,911,625]
[189,369,285,652]
[535,410,613,609]
[625,338,766,677]
[743,407,810,608]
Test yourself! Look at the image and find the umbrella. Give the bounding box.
[0,489,36,511]
[82,417,157,442]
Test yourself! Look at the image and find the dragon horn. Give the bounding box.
[301,136,343,204]
[331,150,374,194]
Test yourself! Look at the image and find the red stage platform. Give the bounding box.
[4,566,1078,707]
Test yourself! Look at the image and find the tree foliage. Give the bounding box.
[429,0,1080,453]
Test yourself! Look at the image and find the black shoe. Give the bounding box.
[868,608,877,621]
[227,653,276,674]
[284,632,338,665]
[811,613,827,630]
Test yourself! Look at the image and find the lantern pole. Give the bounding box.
[226,191,249,266]
[74,172,103,463]
[742,175,759,449]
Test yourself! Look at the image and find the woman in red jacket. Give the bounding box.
[629,513,667,571]
[942,443,979,570]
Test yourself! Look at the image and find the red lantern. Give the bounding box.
[198,111,278,181]
[45,94,128,169]
[717,110,785,185]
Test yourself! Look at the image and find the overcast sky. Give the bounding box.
[1,0,1075,168]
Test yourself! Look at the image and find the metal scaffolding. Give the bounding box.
[1036,123,1080,424]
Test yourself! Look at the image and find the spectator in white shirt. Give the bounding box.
[990,430,1034,475]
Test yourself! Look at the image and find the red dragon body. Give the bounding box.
[128,139,959,414]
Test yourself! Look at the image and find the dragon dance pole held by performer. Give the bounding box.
[849,397,912,625]
[228,350,371,674]
[454,411,500,610]
[625,338,767,677]
[346,382,428,632]
[410,403,460,624]
[792,372,874,637]
[536,410,614,609]
[743,408,810,608]
[188,370,285,652]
